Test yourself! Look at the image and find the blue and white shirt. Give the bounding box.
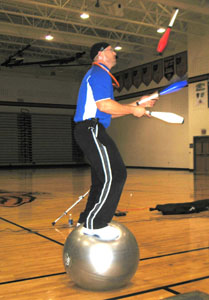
[74,63,114,128]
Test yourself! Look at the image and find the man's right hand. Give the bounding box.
[132,106,147,118]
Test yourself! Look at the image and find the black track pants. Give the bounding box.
[74,119,127,229]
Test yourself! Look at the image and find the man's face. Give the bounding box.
[101,46,117,68]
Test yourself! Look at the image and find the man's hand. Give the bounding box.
[132,106,147,118]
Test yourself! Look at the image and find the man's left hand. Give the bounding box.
[138,92,159,107]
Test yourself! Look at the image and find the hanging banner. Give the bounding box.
[152,59,163,84]
[142,63,152,86]
[114,72,124,92]
[123,70,132,91]
[175,51,187,78]
[164,55,175,81]
[132,66,142,89]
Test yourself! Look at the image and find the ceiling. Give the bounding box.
[0,0,209,70]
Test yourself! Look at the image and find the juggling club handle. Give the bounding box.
[145,110,151,116]
[136,92,159,105]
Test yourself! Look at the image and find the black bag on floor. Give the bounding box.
[150,199,209,215]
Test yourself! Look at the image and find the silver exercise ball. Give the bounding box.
[63,221,139,291]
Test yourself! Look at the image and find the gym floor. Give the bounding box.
[0,166,209,300]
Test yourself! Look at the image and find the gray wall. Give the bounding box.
[108,87,188,168]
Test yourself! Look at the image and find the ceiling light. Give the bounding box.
[80,11,89,19]
[157,27,166,33]
[114,45,122,51]
[45,33,54,41]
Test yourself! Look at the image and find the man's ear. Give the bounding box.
[97,51,103,60]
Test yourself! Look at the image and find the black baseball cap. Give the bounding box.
[90,42,110,60]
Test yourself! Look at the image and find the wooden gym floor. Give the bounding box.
[0,166,209,300]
